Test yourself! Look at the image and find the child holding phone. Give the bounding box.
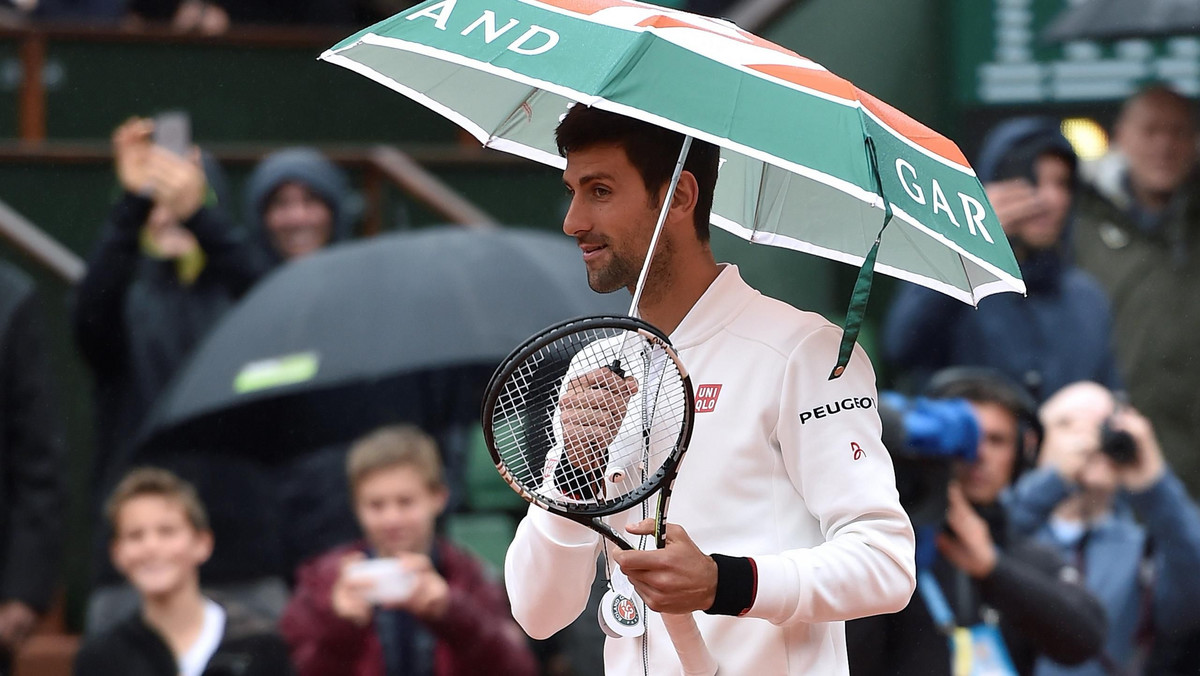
[280,425,538,676]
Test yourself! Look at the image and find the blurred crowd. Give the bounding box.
[0,0,735,33]
[0,0,409,32]
[0,36,1198,676]
[866,84,1200,676]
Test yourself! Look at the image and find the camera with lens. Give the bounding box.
[1099,418,1138,465]
[879,392,980,530]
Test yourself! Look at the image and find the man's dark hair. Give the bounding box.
[555,105,719,241]
[926,367,1038,428]
[926,366,1043,478]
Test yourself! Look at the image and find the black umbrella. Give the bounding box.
[136,226,626,461]
[1043,0,1200,42]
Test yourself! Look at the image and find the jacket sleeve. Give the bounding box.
[0,289,65,611]
[741,327,916,625]
[979,540,1106,665]
[504,507,602,640]
[1128,471,1200,638]
[181,205,271,298]
[71,192,152,375]
[429,547,539,675]
[881,282,962,381]
[1003,468,1072,539]
[279,554,373,676]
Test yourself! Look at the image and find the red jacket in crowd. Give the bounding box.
[280,539,539,676]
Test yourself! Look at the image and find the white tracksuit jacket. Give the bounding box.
[505,264,916,675]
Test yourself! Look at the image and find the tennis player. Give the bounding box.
[504,106,916,674]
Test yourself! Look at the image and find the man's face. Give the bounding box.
[353,465,446,558]
[264,181,334,260]
[1041,385,1119,499]
[1115,93,1198,199]
[956,401,1020,505]
[1018,154,1074,250]
[111,496,211,600]
[562,144,672,294]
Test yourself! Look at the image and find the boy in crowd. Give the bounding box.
[280,425,537,676]
[74,468,293,675]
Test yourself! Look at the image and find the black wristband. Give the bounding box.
[704,554,757,617]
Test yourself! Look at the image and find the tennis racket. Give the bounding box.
[482,314,718,676]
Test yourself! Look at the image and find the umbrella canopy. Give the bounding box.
[321,0,1024,307]
[1044,0,1200,43]
[136,226,627,459]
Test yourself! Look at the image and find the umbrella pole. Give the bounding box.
[628,136,694,318]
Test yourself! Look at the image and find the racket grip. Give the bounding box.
[661,612,718,675]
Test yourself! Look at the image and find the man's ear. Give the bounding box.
[670,170,699,218]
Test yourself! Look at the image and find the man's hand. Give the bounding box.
[937,482,998,579]
[145,147,207,222]
[112,117,154,195]
[559,368,638,475]
[386,553,450,622]
[611,520,716,614]
[332,552,374,626]
[1112,408,1166,493]
[985,179,1047,238]
[1038,414,1097,485]
[0,600,37,652]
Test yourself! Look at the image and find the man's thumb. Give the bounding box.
[625,518,656,535]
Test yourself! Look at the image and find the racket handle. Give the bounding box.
[661,612,718,675]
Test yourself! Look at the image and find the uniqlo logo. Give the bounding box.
[695,384,722,413]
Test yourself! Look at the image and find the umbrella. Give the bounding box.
[319,0,1025,375]
[1043,0,1200,43]
[136,226,627,460]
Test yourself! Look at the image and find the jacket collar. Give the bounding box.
[669,263,757,350]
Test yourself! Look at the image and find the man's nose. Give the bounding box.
[562,196,587,237]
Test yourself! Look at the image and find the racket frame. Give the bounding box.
[481,315,695,550]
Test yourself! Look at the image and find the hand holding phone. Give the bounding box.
[345,558,417,604]
[152,111,192,157]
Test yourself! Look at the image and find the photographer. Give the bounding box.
[280,425,537,676]
[74,116,273,634]
[1007,382,1200,675]
[848,369,1105,675]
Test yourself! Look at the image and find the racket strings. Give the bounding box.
[489,326,689,511]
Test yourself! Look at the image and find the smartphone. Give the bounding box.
[152,111,192,157]
[345,558,416,604]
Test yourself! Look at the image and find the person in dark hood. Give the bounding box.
[75,117,283,636]
[882,117,1122,402]
[244,147,357,266]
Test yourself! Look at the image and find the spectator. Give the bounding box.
[127,0,354,34]
[280,425,538,676]
[1006,382,1200,676]
[1071,84,1200,496]
[0,261,64,675]
[243,146,356,266]
[74,467,294,676]
[883,117,1121,401]
[848,368,1106,676]
[73,117,274,634]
